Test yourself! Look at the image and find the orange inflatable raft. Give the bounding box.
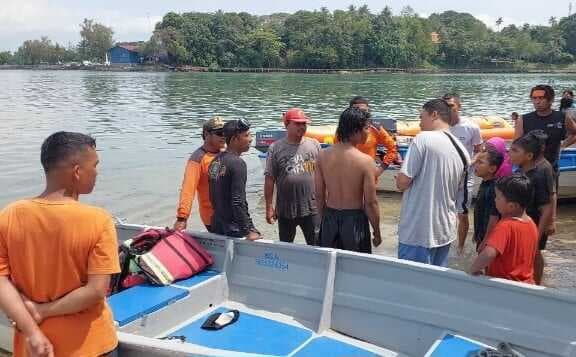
[304,117,514,143]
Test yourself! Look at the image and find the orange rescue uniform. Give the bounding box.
[177,147,217,226]
[0,199,120,357]
[356,126,398,165]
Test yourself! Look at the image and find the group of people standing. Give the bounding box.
[0,84,574,356]
[175,85,576,287]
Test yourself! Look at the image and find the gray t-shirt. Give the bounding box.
[398,131,470,248]
[265,137,321,219]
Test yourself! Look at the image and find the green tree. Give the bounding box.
[0,51,12,65]
[78,18,114,62]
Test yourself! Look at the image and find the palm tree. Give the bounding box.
[496,17,503,32]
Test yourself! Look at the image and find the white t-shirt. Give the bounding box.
[398,131,470,248]
[449,117,482,180]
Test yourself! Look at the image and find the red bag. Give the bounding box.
[137,229,214,285]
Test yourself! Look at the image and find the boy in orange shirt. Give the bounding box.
[0,132,120,357]
[469,174,539,284]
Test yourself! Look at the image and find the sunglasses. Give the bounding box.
[210,129,224,136]
[236,118,250,131]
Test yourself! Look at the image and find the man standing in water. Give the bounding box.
[349,96,399,176]
[0,132,120,356]
[442,94,482,255]
[315,107,382,253]
[209,119,261,240]
[396,99,469,266]
[174,117,225,231]
[265,108,321,245]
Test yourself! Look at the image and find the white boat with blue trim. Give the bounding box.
[2,223,575,356]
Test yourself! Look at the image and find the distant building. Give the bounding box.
[107,42,144,64]
[430,32,441,44]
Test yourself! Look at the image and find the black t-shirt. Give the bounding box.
[208,151,256,237]
[522,110,566,171]
[473,179,499,244]
[523,160,556,225]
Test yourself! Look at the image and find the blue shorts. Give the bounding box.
[398,243,451,267]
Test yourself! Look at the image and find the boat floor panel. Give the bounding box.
[426,334,486,357]
[167,307,312,356]
[292,336,379,357]
[108,285,189,327]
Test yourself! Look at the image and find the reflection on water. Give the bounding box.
[0,70,575,289]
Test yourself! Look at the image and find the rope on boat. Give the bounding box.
[473,342,527,357]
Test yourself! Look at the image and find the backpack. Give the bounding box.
[109,228,213,293]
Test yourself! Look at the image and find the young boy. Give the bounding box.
[465,148,504,253]
[509,131,556,285]
[469,174,539,284]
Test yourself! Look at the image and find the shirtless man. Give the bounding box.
[315,107,382,253]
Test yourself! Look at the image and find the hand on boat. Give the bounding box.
[25,329,54,357]
[266,206,277,224]
[246,231,262,241]
[457,243,465,256]
[173,219,187,231]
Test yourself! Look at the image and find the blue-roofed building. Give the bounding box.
[107,42,144,64]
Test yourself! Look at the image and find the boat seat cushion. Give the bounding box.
[108,285,189,327]
[167,307,312,356]
[171,269,220,288]
[293,336,378,357]
[427,334,485,357]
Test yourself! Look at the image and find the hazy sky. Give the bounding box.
[1,0,573,51]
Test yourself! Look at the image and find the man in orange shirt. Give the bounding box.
[0,131,120,356]
[174,117,226,231]
[349,96,399,176]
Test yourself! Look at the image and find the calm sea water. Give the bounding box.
[1,70,575,289]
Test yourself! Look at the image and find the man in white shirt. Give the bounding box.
[395,99,470,266]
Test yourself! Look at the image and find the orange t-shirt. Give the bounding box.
[177,147,217,226]
[0,199,120,357]
[356,126,398,165]
[485,217,538,284]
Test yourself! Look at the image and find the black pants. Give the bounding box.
[278,215,318,245]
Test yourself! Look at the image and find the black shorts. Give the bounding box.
[319,207,371,253]
[278,215,318,245]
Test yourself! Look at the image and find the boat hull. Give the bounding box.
[2,223,576,357]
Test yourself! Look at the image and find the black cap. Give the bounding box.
[223,119,251,140]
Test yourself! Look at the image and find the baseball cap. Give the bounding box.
[223,119,251,140]
[203,116,225,132]
[283,108,310,123]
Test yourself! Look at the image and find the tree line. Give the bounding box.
[0,19,113,65]
[4,6,576,69]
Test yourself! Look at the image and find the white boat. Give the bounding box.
[2,223,576,356]
[378,165,576,199]
[258,146,576,198]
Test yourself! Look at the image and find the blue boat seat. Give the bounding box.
[170,269,220,289]
[293,336,378,357]
[167,307,312,356]
[427,334,485,357]
[108,285,189,327]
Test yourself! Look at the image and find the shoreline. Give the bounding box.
[4,64,576,74]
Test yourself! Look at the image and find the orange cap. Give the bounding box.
[283,108,310,123]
